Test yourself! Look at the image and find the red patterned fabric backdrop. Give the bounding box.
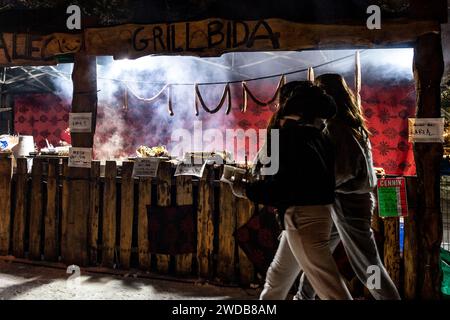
[13,80,416,176]
[14,94,71,149]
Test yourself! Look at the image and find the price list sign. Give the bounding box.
[133,158,160,177]
[68,147,92,168]
[377,177,408,218]
[69,113,92,133]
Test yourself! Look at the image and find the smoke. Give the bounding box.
[48,48,414,160]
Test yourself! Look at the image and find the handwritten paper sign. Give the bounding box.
[68,147,92,168]
[133,158,160,177]
[377,177,408,218]
[174,162,206,178]
[408,118,444,143]
[69,113,92,133]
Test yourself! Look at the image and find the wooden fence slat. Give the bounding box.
[119,161,134,269]
[175,175,193,275]
[0,156,12,256]
[60,159,69,261]
[28,158,43,260]
[156,161,171,273]
[197,165,214,279]
[12,158,28,258]
[236,197,255,286]
[217,182,236,282]
[138,176,151,269]
[383,217,401,290]
[404,176,418,299]
[102,160,117,267]
[88,161,101,265]
[44,159,58,261]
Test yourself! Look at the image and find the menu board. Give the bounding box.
[69,113,92,133]
[133,158,160,177]
[68,147,92,168]
[377,177,408,217]
[174,162,206,178]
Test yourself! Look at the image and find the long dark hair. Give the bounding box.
[315,73,370,146]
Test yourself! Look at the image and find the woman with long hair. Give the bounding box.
[296,73,401,300]
[236,81,352,300]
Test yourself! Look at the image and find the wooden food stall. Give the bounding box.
[0,0,447,299]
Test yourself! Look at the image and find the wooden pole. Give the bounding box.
[65,52,97,266]
[0,156,12,256]
[12,157,27,258]
[404,176,419,299]
[175,175,194,275]
[413,32,444,299]
[119,161,134,269]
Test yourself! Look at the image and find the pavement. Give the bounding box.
[0,260,260,300]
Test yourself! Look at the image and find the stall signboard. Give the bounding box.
[133,158,160,177]
[69,113,92,133]
[408,118,444,143]
[68,147,92,168]
[377,177,408,218]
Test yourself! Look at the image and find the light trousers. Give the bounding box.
[298,193,401,300]
[260,205,352,300]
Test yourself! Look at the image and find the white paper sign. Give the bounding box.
[69,113,92,133]
[68,147,92,168]
[408,118,444,143]
[174,161,206,178]
[133,158,160,177]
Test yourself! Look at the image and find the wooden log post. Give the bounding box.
[28,158,43,260]
[236,197,255,286]
[65,52,97,266]
[102,160,117,267]
[156,161,172,273]
[119,161,134,269]
[44,158,58,261]
[60,159,69,261]
[0,156,12,256]
[88,161,101,265]
[413,32,444,299]
[383,218,401,290]
[138,176,151,269]
[217,182,237,283]
[175,175,194,275]
[404,176,419,299]
[197,165,215,279]
[12,157,27,258]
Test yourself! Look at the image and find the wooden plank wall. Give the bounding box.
[0,157,418,291]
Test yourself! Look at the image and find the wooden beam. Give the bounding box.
[64,52,97,266]
[413,32,444,299]
[119,161,134,269]
[85,19,439,59]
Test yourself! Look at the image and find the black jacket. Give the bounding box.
[246,119,335,208]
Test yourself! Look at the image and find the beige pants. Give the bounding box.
[260,205,352,300]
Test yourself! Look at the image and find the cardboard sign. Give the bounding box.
[408,118,444,143]
[377,177,408,218]
[133,158,160,177]
[68,147,92,168]
[69,113,92,133]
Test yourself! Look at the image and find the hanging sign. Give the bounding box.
[408,118,444,143]
[68,147,92,168]
[132,158,160,177]
[377,177,408,218]
[69,113,92,133]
